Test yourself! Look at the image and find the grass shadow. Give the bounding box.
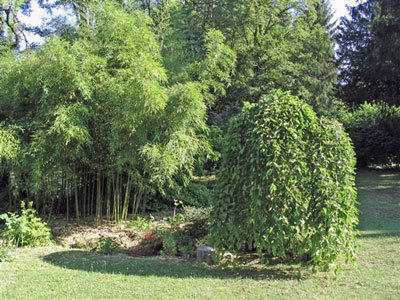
[42,250,309,281]
[359,231,400,239]
[356,170,400,234]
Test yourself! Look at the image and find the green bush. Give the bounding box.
[194,125,224,175]
[182,206,211,239]
[168,212,186,227]
[159,230,177,256]
[139,230,162,255]
[211,90,358,269]
[73,237,121,255]
[173,206,212,257]
[128,216,153,230]
[0,202,52,247]
[340,102,400,167]
[153,206,212,258]
[165,182,212,207]
[146,181,212,212]
[179,244,195,258]
[88,237,121,255]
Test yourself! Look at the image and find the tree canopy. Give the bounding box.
[337,0,400,106]
[0,0,350,220]
[0,3,233,220]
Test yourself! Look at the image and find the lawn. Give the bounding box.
[1,170,399,299]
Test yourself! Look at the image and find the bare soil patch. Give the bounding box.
[49,217,164,257]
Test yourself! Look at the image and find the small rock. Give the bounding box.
[196,245,215,265]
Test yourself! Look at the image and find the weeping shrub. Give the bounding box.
[340,102,400,167]
[210,90,358,269]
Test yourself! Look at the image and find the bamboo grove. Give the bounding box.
[0,4,235,221]
[0,0,340,221]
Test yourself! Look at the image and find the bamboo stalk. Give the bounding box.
[113,172,118,222]
[88,173,91,217]
[96,169,102,222]
[106,174,111,221]
[118,173,123,220]
[101,173,106,218]
[56,172,64,215]
[74,174,80,221]
[133,186,143,217]
[90,173,95,217]
[122,173,132,220]
[7,182,13,211]
[82,170,87,217]
[66,178,70,221]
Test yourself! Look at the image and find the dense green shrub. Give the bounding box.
[72,237,121,255]
[182,206,211,239]
[146,206,212,258]
[128,216,153,231]
[89,237,121,255]
[194,125,224,175]
[145,181,212,212]
[159,230,178,256]
[0,202,52,247]
[211,90,358,269]
[138,230,162,255]
[172,206,212,257]
[164,182,212,207]
[340,102,400,167]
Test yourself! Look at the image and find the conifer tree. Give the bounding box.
[337,0,400,105]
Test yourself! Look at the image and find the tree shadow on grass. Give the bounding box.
[42,250,309,281]
[359,231,400,239]
[356,170,400,236]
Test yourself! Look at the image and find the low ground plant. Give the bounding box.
[0,202,52,247]
[128,216,153,230]
[0,243,12,262]
[168,213,186,227]
[88,237,121,255]
[132,206,211,258]
[171,206,212,257]
[159,230,177,256]
[72,237,121,255]
[137,230,162,255]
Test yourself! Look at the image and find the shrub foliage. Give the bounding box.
[0,202,52,247]
[89,237,121,255]
[210,90,358,268]
[340,102,400,167]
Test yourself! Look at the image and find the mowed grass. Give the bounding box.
[1,170,400,300]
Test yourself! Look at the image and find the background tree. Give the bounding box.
[336,0,400,106]
[0,3,213,220]
[340,101,400,167]
[0,0,30,49]
[32,0,338,122]
[199,0,338,125]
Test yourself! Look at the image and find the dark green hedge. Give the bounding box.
[340,102,400,167]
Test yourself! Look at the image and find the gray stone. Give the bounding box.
[196,245,215,265]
